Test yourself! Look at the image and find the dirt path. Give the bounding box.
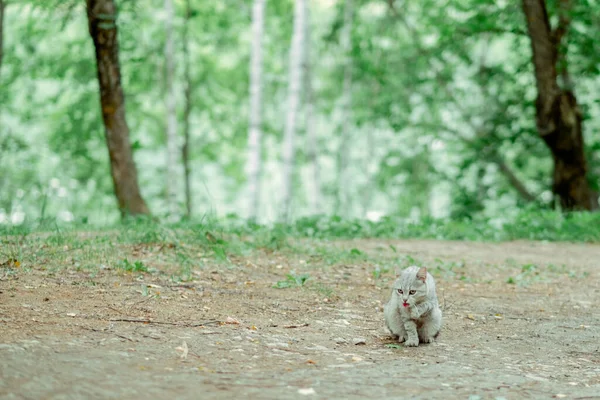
[1,239,599,399]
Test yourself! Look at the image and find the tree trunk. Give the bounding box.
[182,0,192,218]
[522,0,598,211]
[303,2,320,214]
[0,0,4,77]
[164,0,179,218]
[86,0,150,217]
[280,0,306,222]
[246,0,265,221]
[335,0,354,217]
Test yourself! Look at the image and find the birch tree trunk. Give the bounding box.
[522,0,598,210]
[164,0,179,218]
[246,0,265,221]
[0,0,4,77]
[86,0,150,217]
[280,0,305,222]
[335,0,354,217]
[303,0,321,214]
[182,0,192,218]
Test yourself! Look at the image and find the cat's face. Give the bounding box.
[394,266,428,307]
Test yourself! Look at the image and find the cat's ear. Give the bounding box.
[416,266,427,283]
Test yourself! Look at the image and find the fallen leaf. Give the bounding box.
[175,341,189,360]
[205,232,217,243]
[466,314,475,320]
[1,258,20,268]
[306,360,316,364]
[225,316,240,325]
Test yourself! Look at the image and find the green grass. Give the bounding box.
[273,271,311,288]
[1,209,598,279]
[204,208,600,243]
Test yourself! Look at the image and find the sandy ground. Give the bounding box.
[1,239,600,399]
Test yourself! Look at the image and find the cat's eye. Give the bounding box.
[396,289,403,295]
[409,290,416,295]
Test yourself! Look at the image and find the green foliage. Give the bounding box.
[1,0,599,225]
[116,258,148,273]
[273,271,310,289]
[219,209,600,243]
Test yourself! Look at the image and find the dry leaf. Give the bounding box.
[1,258,20,268]
[225,316,240,325]
[175,341,189,360]
[205,232,217,243]
[466,314,475,320]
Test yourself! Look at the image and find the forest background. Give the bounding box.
[1,0,599,241]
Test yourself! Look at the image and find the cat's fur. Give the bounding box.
[384,265,442,347]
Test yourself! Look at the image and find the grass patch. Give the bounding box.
[273,271,310,289]
[1,209,598,280]
[116,259,148,273]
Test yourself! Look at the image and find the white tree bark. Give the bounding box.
[182,0,192,218]
[164,0,179,218]
[303,0,320,214]
[280,0,306,222]
[336,0,354,217]
[246,0,266,221]
[0,0,5,77]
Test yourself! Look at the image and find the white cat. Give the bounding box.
[384,266,442,347]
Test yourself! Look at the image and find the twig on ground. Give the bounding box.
[283,323,309,328]
[79,325,136,342]
[109,317,220,327]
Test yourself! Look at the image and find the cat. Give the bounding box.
[384,265,442,347]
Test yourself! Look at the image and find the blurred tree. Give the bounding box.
[182,0,192,218]
[335,0,354,217]
[86,0,149,217]
[280,0,306,222]
[522,0,598,211]
[164,0,179,218]
[0,0,4,76]
[246,0,266,221]
[303,0,320,214]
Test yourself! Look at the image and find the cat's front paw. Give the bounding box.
[404,338,419,347]
[420,336,434,344]
[409,308,420,319]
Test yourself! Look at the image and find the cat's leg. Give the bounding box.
[410,301,433,320]
[418,306,442,344]
[403,319,419,347]
[384,303,407,342]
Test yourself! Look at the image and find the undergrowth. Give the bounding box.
[0,209,598,278]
